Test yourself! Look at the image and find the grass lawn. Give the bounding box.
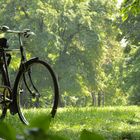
[3,106,140,140]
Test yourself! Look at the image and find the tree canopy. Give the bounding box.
[0,0,140,106]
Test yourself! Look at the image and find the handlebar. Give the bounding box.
[0,25,35,38]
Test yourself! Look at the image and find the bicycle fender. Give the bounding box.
[26,57,39,63]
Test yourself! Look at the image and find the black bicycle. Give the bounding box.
[0,25,59,125]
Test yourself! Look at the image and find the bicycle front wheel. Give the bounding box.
[14,58,59,125]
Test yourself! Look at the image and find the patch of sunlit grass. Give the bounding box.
[3,106,140,140]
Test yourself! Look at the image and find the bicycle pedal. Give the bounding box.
[0,86,12,105]
[0,97,12,106]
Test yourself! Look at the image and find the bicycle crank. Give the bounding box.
[0,86,12,105]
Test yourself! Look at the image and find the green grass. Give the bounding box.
[3,106,140,140]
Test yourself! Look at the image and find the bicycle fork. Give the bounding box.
[22,69,41,105]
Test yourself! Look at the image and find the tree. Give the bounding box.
[121,0,140,21]
[119,0,140,105]
[0,0,125,106]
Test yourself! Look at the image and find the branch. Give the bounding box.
[20,6,30,19]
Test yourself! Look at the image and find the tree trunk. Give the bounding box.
[59,93,65,107]
[91,92,96,106]
[98,92,101,107]
[102,93,105,106]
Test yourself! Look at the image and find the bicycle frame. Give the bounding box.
[0,27,37,115]
[0,48,11,87]
[0,26,59,125]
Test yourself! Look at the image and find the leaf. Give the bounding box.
[0,122,16,140]
[47,134,69,140]
[25,114,69,140]
[29,114,52,133]
[80,129,105,140]
[122,13,128,21]
[25,128,47,140]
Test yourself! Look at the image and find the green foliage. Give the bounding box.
[0,0,135,106]
[119,0,140,105]
[29,114,51,133]
[0,112,106,140]
[0,122,16,140]
[121,0,140,21]
[2,107,140,140]
[1,114,67,140]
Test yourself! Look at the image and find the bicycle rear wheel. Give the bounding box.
[0,70,7,120]
[14,58,59,125]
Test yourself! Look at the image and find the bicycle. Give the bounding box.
[0,25,59,125]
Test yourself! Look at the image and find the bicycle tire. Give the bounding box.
[14,58,59,125]
[0,69,7,120]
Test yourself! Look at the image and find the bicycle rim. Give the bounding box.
[15,59,59,125]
